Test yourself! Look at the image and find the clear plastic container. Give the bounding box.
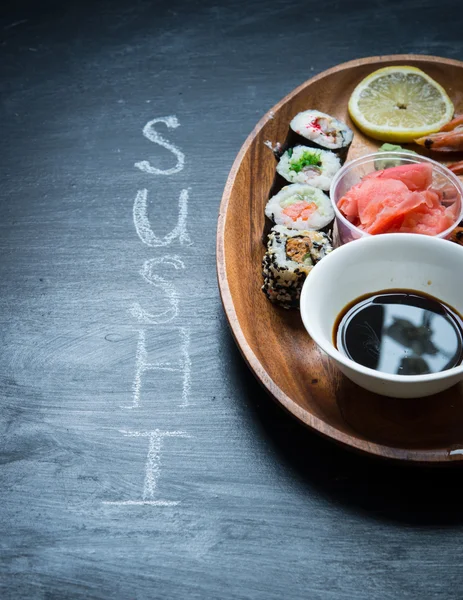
[329,151,463,245]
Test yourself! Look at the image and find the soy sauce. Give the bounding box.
[334,290,463,376]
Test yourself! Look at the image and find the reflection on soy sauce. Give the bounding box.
[397,355,430,376]
[334,290,463,376]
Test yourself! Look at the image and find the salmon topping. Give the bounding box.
[282,201,317,222]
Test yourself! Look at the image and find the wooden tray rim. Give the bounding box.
[217,54,463,463]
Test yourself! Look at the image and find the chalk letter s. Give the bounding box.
[134,116,185,176]
[128,256,185,324]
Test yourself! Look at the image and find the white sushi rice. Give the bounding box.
[276,145,341,190]
[264,183,334,230]
[290,109,353,150]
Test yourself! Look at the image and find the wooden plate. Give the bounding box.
[217,55,463,463]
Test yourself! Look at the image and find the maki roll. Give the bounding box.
[276,145,341,190]
[290,110,353,150]
[265,183,334,230]
[262,225,332,309]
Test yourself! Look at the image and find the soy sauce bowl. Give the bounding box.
[300,233,463,398]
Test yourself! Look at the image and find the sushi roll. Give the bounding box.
[265,183,334,231]
[276,145,342,190]
[262,225,332,309]
[290,110,353,150]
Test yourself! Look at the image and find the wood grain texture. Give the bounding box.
[2,0,463,598]
[218,55,463,463]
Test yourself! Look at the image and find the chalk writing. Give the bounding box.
[103,429,189,506]
[105,113,193,507]
[179,327,191,408]
[134,116,185,176]
[123,328,191,409]
[128,255,185,324]
[133,188,191,247]
[103,500,179,506]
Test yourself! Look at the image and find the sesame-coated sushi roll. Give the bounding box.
[290,110,353,150]
[265,183,334,231]
[276,145,342,190]
[262,225,333,309]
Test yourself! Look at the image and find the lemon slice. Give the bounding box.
[348,66,454,142]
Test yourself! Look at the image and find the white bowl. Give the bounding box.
[300,234,463,398]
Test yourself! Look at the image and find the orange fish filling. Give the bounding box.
[282,201,317,221]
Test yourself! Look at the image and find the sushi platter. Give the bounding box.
[217,55,463,463]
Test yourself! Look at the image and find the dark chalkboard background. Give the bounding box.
[1,0,463,598]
